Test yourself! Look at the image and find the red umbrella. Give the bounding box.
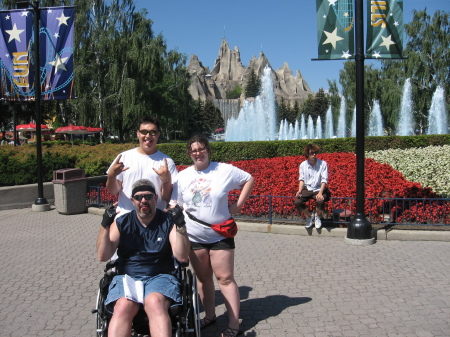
[16,123,49,131]
[55,124,89,134]
[87,127,103,133]
[55,124,89,143]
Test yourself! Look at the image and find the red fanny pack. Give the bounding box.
[186,211,238,238]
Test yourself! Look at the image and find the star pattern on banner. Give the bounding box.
[48,54,68,74]
[342,50,351,59]
[323,27,344,50]
[5,23,24,42]
[316,0,354,60]
[379,34,396,51]
[365,0,403,59]
[56,13,70,26]
[0,6,75,100]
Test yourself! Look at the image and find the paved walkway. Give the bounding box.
[0,207,449,337]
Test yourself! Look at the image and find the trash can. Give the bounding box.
[53,168,87,214]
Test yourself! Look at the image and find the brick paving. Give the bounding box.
[0,207,449,337]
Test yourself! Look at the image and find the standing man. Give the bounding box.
[97,179,190,337]
[106,116,178,216]
[294,144,330,229]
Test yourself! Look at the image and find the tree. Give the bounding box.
[313,88,330,120]
[382,9,449,132]
[298,94,315,118]
[1,0,194,142]
[339,61,387,132]
[244,69,261,98]
[227,85,242,99]
[188,99,224,136]
[276,98,289,123]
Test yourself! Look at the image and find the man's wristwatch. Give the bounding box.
[176,225,187,234]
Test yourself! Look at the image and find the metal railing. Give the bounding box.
[87,187,450,227]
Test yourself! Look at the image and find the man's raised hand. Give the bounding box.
[153,158,171,184]
[109,154,129,177]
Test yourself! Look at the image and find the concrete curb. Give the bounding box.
[86,208,450,242]
[236,222,450,241]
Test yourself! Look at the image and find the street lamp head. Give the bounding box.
[15,1,30,9]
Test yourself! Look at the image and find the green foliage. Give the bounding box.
[0,149,76,186]
[277,98,295,124]
[334,9,449,135]
[0,0,195,142]
[245,69,262,98]
[227,85,243,99]
[188,99,224,136]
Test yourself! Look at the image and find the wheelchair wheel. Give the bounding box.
[94,289,109,337]
[187,269,201,337]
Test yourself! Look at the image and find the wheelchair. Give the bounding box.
[92,259,201,337]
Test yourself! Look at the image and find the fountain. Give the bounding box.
[368,100,384,136]
[307,116,315,139]
[428,86,447,135]
[316,116,323,139]
[294,120,299,140]
[223,66,446,141]
[351,106,356,137]
[300,115,306,139]
[337,97,347,138]
[225,66,277,141]
[397,78,414,136]
[324,106,334,138]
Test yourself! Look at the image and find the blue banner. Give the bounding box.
[0,6,75,101]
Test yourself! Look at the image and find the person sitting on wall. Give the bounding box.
[294,144,331,229]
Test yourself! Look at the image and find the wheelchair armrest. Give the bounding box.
[105,259,118,272]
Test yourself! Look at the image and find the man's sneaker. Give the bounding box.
[315,216,322,229]
[305,217,313,228]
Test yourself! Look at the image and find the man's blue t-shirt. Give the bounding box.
[115,209,175,277]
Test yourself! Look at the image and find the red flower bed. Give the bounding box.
[178,153,442,221]
[88,153,447,224]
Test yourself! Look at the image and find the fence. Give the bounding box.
[87,187,450,227]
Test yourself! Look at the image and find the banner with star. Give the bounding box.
[0,6,74,101]
[366,0,403,59]
[316,0,354,60]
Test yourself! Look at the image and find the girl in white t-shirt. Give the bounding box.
[171,135,254,337]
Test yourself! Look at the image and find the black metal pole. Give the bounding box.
[346,0,374,243]
[13,103,18,147]
[32,0,47,205]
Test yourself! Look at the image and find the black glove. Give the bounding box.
[101,206,116,229]
[166,204,186,228]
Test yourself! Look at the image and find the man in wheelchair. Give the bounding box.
[96,178,190,337]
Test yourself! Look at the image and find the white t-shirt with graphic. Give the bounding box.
[107,148,178,216]
[172,162,251,243]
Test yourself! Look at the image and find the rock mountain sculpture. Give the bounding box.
[187,38,314,108]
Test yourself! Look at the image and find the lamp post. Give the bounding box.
[17,0,50,211]
[346,0,375,245]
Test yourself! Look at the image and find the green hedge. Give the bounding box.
[158,134,450,165]
[0,151,76,186]
[0,134,449,185]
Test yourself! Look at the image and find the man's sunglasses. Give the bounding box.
[138,130,158,136]
[133,194,155,201]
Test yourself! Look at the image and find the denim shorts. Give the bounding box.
[105,274,181,314]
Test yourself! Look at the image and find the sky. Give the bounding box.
[134,0,448,93]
